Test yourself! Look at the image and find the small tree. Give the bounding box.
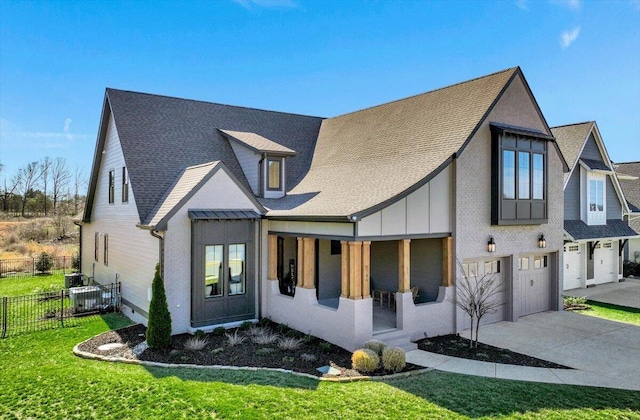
[35,252,54,274]
[146,263,172,348]
[450,260,503,348]
[71,254,81,272]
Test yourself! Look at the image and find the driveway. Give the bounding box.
[564,278,640,309]
[463,311,640,390]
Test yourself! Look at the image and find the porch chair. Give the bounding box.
[410,286,419,302]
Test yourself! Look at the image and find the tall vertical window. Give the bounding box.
[228,244,246,295]
[122,167,129,203]
[532,153,544,199]
[204,245,223,298]
[267,158,281,190]
[502,150,515,199]
[94,233,99,262]
[103,234,109,266]
[589,179,604,211]
[108,170,115,203]
[518,151,530,199]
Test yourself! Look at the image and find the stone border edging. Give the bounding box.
[72,336,432,383]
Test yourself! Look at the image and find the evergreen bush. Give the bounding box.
[71,254,81,271]
[363,339,387,356]
[35,252,54,273]
[146,263,172,349]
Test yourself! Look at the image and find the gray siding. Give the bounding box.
[229,142,260,195]
[410,239,442,302]
[581,134,603,162]
[564,167,581,220]
[606,175,622,219]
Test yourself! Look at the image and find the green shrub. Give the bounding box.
[71,254,81,271]
[363,339,387,356]
[146,264,172,349]
[212,326,226,336]
[352,348,379,373]
[276,323,290,334]
[194,329,206,339]
[319,342,332,353]
[239,321,254,331]
[35,252,54,273]
[255,347,275,356]
[381,347,406,373]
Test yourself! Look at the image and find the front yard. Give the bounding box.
[1,314,639,419]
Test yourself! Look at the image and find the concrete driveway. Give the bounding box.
[564,278,640,309]
[464,311,640,390]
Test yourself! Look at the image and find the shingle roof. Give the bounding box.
[564,219,639,241]
[551,122,594,184]
[617,161,640,214]
[220,130,296,156]
[261,67,521,218]
[90,89,323,224]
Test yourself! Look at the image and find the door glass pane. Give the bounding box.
[205,245,223,298]
[518,151,530,199]
[228,244,246,295]
[503,150,515,199]
[532,153,544,199]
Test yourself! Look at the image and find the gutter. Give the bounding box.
[73,220,83,273]
[141,226,164,278]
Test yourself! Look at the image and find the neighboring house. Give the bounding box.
[80,67,568,351]
[615,161,640,263]
[552,122,638,290]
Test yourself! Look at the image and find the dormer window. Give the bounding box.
[267,158,282,190]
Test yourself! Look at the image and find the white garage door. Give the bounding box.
[518,254,552,316]
[593,241,617,285]
[563,243,582,290]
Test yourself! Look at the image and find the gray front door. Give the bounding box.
[191,219,256,327]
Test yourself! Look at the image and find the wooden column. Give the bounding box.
[302,237,315,289]
[398,239,411,292]
[362,241,371,298]
[340,241,349,298]
[442,237,454,287]
[348,241,362,299]
[296,237,304,288]
[268,235,278,280]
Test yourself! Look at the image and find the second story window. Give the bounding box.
[122,167,129,203]
[108,170,115,204]
[589,179,603,212]
[267,158,282,190]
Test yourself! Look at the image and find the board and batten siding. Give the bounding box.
[581,134,603,161]
[564,168,581,220]
[229,142,261,195]
[268,220,353,237]
[606,176,623,219]
[163,168,263,333]
[82,112,158,323]
[356,166,451,237]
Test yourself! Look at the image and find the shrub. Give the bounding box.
[352,348,379,373]
[252,331,280,345]
[286,329,300,338]
[210,347,224,355]
[300,353,317,362]
[381,347,406,373]
[257,317,272,327]
[623,260,640,277]
[364,339,387,356]
[239,321,254,331]
[225,330,246,346]
[247,326,268,337]
[319,342,333,353]
[184,337,208,351]
[194,329,206,339]
[212,326,226,336]
[71,254,81,271]
[276,323,290,334]
[35,252,54,273]
[278,337,303,351]
[255,347,275,356]
[146,263,172,349]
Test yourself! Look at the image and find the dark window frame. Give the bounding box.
[103,234,108,266]
[108,169,115,204]
[266,157,283,191]
[94,232,99,262]
[122,167,129,203]
[491,125,549,225]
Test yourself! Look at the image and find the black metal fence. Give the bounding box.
[1,282,121,338]
[0,256,74,278]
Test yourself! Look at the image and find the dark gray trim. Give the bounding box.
[268,231,355,241]
[266,157,283,191]
[266,215,354,223]
[189,209,261,220]
[122,298,149,318]
[356,232,452,241]
[490,122,555,140]
[495,219,549,226]
[83,95,112,222]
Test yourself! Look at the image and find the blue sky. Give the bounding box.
[1,0,639,181]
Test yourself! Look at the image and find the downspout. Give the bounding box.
[150,229,164,277]
[258,153,267,198]
[73,220,82,273]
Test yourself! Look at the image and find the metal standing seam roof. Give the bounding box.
[551,122,595,184]
[580,158,611,171]
[564,219,639,241]
[219,129,297,156]
[188,210,261,220]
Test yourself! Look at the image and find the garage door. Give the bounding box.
[593,241,617,285]
[459,258,506,329]
[563,243,582,290]
[518,254,551,316]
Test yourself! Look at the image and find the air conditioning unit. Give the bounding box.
[69,286,102,313]
[64,273,84,288]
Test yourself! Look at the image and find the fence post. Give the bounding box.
[60,289,64,327]
[2,296,7,339]
[32,257,35,276]
[62,256,66,275]
[0,259,3,278]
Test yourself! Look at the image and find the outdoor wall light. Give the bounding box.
[487,236,496,253]
[538,233,546,249]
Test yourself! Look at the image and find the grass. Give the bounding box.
[0,315,639,419]
[0,273,65,297]
[578,301,640,326]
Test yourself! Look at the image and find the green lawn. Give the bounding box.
[0,273,65,296]
[0,315,638,419]
[579,301,640,326]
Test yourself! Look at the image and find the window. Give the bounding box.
[491,125,549,225]
[568,245,579,252]
[108,170,115,204]
[603,242,612,248]
[267,158,281,190]
[122,167,129,203]
[533,255,547,269]
[518,257,529,270]
[103,234,108,266]
[204,245,223,298]
[228,244,245,295]
[462,262,478,277]
[484,260,501,274]
[589,179,604,212]
[94,233,99,262]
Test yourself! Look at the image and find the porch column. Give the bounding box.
[340,241,370,300]
[297,237,304,288]
[268,234,278,281]
[341,241,349,298]
[362,241,371,298]
[442,237,454,287]
[398,239,411,292]
[301,237,316,289]
[349,241,362,299]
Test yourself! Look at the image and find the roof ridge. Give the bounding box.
[550,121,594,129]
[328,67,518,120]
[615,161,640,165]
[185,160,220,171]
[105,87,325,120]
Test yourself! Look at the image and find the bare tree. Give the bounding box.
[73,165,87,215]
[1,175,18,213]
[51,157,71,214]
[40,157,52,216]
[13,161,42,217]
[450,260,503,348]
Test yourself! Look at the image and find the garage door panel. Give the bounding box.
[593,242,616,285]
[563,243,582,290]
[459,258,506,330]
[518,254,551,316]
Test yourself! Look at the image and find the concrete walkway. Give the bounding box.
[406,311,640,391]
[564,278,640,309]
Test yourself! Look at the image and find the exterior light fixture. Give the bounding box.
[538,233,546,249]
[487,236,496,253]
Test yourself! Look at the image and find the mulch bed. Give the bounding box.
[77,321,422,378]
[416,334,571,369]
